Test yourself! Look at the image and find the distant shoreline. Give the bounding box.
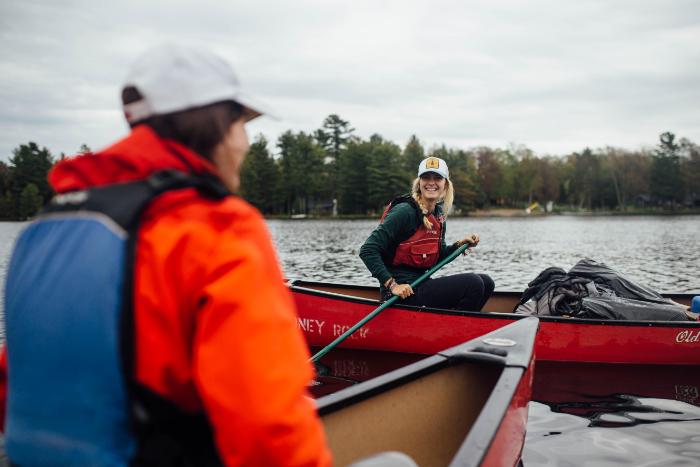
[1,209,698,224]
[264,208,700,220]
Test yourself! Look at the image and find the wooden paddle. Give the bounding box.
[310,242,472,362]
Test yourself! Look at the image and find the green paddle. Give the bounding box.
[310,242,472,363]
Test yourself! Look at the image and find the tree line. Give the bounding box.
[1,116,699,220]
[239,115,700,215]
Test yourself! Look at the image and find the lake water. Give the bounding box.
[268,215,700,293]
[1,215,699,465]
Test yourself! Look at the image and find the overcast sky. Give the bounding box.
[1,0,699,161]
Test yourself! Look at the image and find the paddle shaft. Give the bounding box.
[310,243,471,362]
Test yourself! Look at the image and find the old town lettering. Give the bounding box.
[675,329,700,343]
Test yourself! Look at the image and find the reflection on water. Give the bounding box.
[309,347,423,398]
[525,361,700,465]
[524,401,700,466]
[268,216,700,293]
[312,350,700,466]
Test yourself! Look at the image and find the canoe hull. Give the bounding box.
[480,360,532,467]
[316,318,538,467]
[294,282,700,365]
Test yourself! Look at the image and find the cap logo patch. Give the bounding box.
[426,157,440,169]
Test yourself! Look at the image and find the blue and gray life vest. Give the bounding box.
[4,170,228,466]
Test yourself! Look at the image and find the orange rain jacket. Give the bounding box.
[0,126,332,466]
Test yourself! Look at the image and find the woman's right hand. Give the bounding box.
[392,283,414,299]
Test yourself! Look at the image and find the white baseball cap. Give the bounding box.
[418,157,449,179]
[122,44,269,124]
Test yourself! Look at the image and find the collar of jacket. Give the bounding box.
[49,125,218,194]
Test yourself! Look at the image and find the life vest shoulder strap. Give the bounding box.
[379,194,423,227]
[44,169,229,230]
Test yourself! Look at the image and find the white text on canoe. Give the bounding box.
[296,318,370,339]
[675,330,700,343]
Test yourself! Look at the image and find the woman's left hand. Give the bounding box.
[457,233,480,248]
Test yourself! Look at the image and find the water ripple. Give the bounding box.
[524,401,700,466]
[268,216,700,293]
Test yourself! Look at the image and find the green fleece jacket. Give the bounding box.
[359,201,458,293]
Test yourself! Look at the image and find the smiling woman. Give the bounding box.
[359,156,495,311]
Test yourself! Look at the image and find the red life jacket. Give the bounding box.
[380,196,444,269]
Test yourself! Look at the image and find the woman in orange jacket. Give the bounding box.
[0,44,331,466]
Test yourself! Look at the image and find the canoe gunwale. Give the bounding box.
[316,318,539,466]
[291,280,700,329]
[450,366,527,467]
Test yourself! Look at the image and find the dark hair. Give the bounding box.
[121,86,244,160]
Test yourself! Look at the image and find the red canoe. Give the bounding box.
[317,317,538,467]
[292,280,700,365]
[312,351,700,415]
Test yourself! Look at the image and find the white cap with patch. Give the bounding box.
[418,157,449,179]
[122,44,270,124]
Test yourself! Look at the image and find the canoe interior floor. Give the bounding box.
[294,282,693,313]
[321,362,501,466]
[294,283,519,313]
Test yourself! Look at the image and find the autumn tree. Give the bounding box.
[475,147,504,207]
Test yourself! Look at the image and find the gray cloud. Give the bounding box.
[1,0,699,161]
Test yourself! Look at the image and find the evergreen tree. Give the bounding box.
[401,135,425,178]
[10,142,54,208]
[312,129,330,153]
[277,131,325,215]
[0,193,15,220]
[680,138,700,206]
[316,115,354,201]
[365,134,408,212]
[0,161,11,197]
[18,183,43,220]
[319,114,354,162]
[650,132,683,207]
[337,138,369,215]
[240,135,281,213]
